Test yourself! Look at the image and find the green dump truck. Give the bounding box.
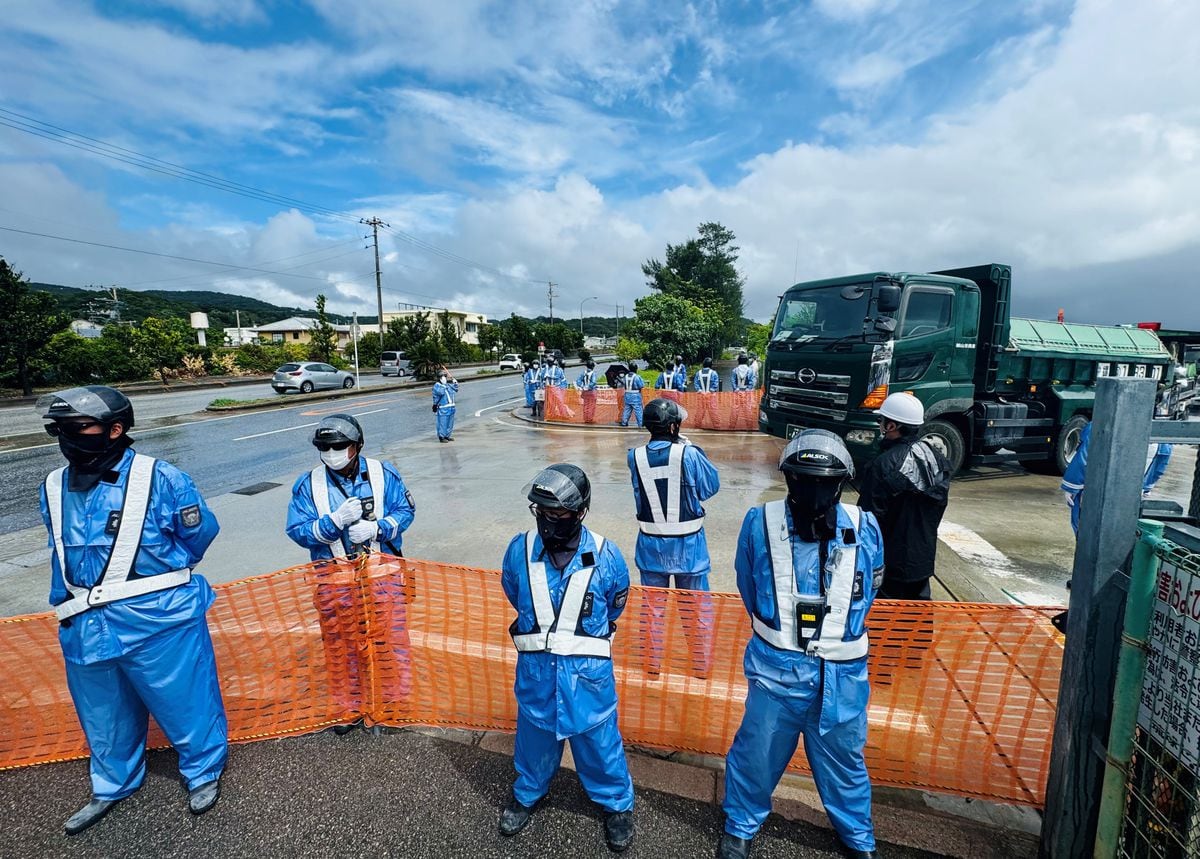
[758,263,1174,474]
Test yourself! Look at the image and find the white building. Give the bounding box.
[380,307,488,345]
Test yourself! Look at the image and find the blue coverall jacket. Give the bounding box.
[1060,422,1173,533]
[287,459,416,560]
[627,440,720,579]
[501,527,631,739]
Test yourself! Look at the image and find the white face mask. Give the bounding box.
[440,375,448,383]
[321,447,354,470]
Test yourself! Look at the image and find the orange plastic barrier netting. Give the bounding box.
[545,387,761,431]
[0,557,1063,808]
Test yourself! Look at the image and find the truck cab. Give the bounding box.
[760,264,1173,474]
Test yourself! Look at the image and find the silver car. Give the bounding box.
[272,362,355,394]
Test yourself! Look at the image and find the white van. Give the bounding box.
[380,351,411,377]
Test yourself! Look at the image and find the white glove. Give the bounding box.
[677,433,692,446]
[1062,491,1075,508]
[330,497,363,529]
[348,519,379,544]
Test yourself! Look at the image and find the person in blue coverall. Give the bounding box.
[619,362,645,427]
[37,386,225,834]
[432,369,459,442]
[576,359,600,423]
[286,413,417,729]
[499,464,636,853]
[654,362,680,400]
[627,398,720,676]
[720,430,884,859]
[673,355,688,391]
[523,362,537,412]
[731,353,756,391]
[1060,420,1173,534]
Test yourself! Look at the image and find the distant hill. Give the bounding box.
[30,283,370,330]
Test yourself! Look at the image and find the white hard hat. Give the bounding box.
[875,392,924,426]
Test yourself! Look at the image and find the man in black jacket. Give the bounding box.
[857,393,951,600]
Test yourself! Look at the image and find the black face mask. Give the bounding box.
[59,430,132,491]
[536,513,583,549]
[784,473,842,540]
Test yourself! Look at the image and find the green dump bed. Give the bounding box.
[995,318,1170,390]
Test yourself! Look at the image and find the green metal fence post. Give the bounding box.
[1093,518,1164,858]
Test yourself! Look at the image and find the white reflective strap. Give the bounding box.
[309,466,347,559]
[809,634,869,661]
[699,369,715,392]
[625,374,636,390]
[754,500,800,650]
[100,454,156,586]
[807,505,861,658]
[523,530,556,646]
[548,536,610,658]
[45,466,89,607]
[634,445,700,535]
[365,458,387,550]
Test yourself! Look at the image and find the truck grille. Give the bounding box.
[767,369,851,420]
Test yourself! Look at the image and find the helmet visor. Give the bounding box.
[524,468,586,511]
[312,416,363,446]
[38,387,121,422]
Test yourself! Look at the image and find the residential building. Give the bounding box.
[381,307,488,345]
[254,316,356,349]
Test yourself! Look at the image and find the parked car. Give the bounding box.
[272,362,355,394]
[498,353,523,370]
[380,351,411,377]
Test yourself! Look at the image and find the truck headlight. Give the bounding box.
[846,429,877,445]
[759,410,768,423]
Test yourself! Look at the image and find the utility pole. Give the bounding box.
[361,217,389,348]
[235,309,241,346]
[547,281,558,325]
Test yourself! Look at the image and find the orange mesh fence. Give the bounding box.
[0,557,1063,807]
[545,387,761,430]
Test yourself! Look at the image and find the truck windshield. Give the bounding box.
[772,283,871,342]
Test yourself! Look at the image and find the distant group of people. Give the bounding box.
[35,372,969,858]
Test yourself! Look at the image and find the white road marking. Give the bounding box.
[350,408,389,417]
[233,421,320,441]
[474,397,523,417]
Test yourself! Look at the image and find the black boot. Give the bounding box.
[604,810,635,853]
[839,841,877,859]
[499,798,534,836]
[188,779,220,815]
[64,798,120,835]
[717,832,752,859]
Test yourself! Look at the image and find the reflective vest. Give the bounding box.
[309,457,387,559]
[580,370,596,390]
[435,383,456,409]
[46,454,191,621]
[696,368,718,392]
[624,374,639,391]
[509,531,612,659]
[633,444,704,536]
[661,372,674,391]
[751,501,868,662]
[733,365,751,390]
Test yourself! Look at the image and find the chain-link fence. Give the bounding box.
[1118,535,1200,858]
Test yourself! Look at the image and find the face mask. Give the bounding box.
[536,512,583,548]
[321,447,354,471]
[784,474,842,539]
[58,431,114,468]
[440,375,448,382]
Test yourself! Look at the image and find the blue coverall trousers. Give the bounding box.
[620,398,643,427]
[723,679,875,852]
[437,406,456,439]
[64,616,228,801]
[513,710,634,812]
[638,572,714,677]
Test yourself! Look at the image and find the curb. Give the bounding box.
[407,726,1039,859]
[204,368,525,413]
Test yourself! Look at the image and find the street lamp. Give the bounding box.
[580,296,599,337]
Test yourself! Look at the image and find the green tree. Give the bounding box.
[408,338,447,380]
[0,258,70,394]
[397,311,433,353]
[642,221,746,344]
[353,334,382,369]
[616,336,648,364]
[307,294,338,362]
[132,317,191,383]
[533,322,584,354]
[627,293,721,368]
[477,323,502,356]
[436,311,469,363]
[745,322,772,358]
[383,318,407,351]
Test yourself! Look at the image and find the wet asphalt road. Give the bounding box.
[0,730,940,859]
[0,374,526,535]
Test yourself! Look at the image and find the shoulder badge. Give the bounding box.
[180,504,202,528]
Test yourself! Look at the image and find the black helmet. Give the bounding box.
[702,357,713,368]
[312,413,364,447]
[586,359,595,369]
[674,354,683,364]
[39,385,134,429]
[544,355,555,365]
[525,463,591,512]
[628,362,637,372]
[643,397,687,434]
[779,429,855,479]
[737,353,748,365]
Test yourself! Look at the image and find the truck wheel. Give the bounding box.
[920,419,966,475]
[1055,415,1089,475]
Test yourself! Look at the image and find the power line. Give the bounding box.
[0,105,558,284]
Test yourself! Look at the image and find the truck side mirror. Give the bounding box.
[876,285,901,313]
[874,316,897,334]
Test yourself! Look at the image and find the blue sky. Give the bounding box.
[1,0,1197,327]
